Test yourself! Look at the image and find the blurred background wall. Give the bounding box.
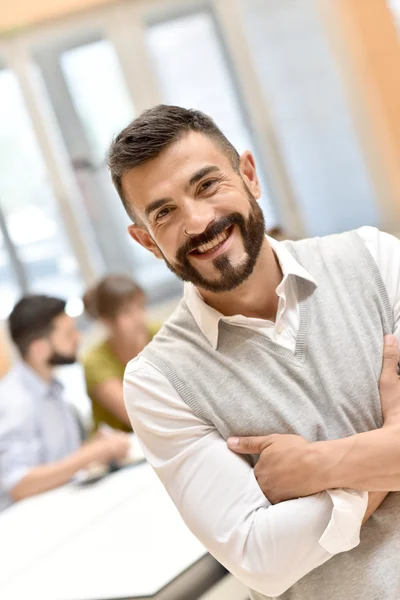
[0,0,400,328]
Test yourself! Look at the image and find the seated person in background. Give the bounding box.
[0,295,130,511]
[82,275,159,432]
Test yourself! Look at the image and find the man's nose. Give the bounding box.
[182,200,216,237]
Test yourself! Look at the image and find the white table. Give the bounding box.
[0,462,225,600]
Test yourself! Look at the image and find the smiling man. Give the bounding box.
[108,105,400,599]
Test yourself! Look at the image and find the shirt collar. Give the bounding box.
[184,235,317,349]
[15,361,63,399]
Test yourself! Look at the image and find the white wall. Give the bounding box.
[238,0,380,236]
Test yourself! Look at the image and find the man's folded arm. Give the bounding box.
[124,361,368,596]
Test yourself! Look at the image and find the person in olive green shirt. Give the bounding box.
[82,275,159,432]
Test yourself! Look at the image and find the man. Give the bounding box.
[0,295,130,511]
[108,105,400,599]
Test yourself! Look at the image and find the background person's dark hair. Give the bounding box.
[9,295,67,357]
[108,105,241,223]
[83,274,145,321]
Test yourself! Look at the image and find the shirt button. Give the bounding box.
[276,325,282,334]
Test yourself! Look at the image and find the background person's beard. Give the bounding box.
[48,351,77,366]
[161,188,266,293]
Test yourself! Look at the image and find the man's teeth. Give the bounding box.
[196,230,229,254]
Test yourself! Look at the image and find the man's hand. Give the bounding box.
[88,432,131,464]
[228,335,400,504]
[228,434,321,504]
[10,432,131,502]
[379,334,400,426]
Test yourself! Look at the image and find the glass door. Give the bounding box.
[36,35,180,302]
[0,69,83,313]
[60,39,134,166]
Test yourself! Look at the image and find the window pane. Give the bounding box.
[61,40,134,163]
[145,11,277,226]
[60,39,179,296]
[0,70,82,301]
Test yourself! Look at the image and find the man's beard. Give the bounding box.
[161,186,266,293]
[48,351,77,366]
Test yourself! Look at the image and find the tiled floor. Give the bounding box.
[199,575,249,600]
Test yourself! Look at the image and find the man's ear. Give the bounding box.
[239,151,261,200]
[128,224,163,259]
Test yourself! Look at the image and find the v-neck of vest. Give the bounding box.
[217,278,310,363]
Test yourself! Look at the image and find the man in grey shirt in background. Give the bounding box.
[0,295,130,511]
[107,104,400,599]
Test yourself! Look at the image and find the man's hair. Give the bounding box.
[108,105,241,223]
[83,274,145,320]
[9,295,66,357]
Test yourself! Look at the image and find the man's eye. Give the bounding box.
[156,208,171,221]
[199,179,218,192]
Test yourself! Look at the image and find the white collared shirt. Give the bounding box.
[184,234,317,351]
[124,227,400,596]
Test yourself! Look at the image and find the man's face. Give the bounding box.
[111,297,148,341]
[46,313,80,366]
[123,132,266,293]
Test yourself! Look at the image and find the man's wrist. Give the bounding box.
[307,439,340,491]
[73,441,102,469]
[309,424,400,491]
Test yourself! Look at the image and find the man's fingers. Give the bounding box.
[227,435,272,454]
[381,335,399,384]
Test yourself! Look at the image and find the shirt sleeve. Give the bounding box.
[357,226,400,340]
[0,393,43,494]
[124,357,367,597]
[83,349,121,394]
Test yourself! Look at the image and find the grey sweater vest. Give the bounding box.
[141,231,400,600]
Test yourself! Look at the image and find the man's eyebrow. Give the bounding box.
[145,197,173,220]
[144,166,221,220]
[186,165,222,190]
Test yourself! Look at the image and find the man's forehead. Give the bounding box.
[122,133,230,205]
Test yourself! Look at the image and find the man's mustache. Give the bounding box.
[176,213,246,263]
